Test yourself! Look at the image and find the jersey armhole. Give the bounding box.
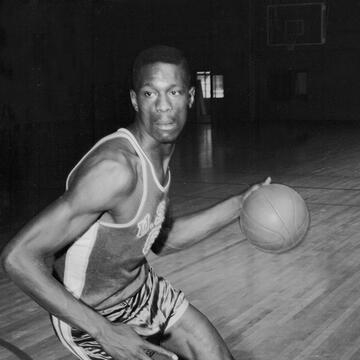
[97,133,148,228]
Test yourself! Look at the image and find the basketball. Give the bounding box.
[240,184,310,253]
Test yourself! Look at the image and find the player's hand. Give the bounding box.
[240,177,271,207]
[95,322,178,360]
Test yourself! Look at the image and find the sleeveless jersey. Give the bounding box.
[53,128,170,310]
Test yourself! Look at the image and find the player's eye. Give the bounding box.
[144,91,154,97]
[170,90,182,96]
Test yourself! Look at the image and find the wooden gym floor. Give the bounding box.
[2,121,360,359]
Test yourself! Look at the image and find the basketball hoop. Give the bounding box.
[267,3,326,47]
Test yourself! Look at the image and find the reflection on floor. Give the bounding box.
[3,121,360,359]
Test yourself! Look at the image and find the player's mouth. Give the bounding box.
[155,121,177,131]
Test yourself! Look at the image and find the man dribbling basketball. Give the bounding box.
[1,45,270,360]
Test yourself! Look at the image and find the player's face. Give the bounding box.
[130,62,195,144]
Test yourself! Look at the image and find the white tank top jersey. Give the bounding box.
[53,128,171,310]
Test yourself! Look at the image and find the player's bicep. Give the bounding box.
[14,196,96,255]
[51,158,135,249]
[6,158,134,257]
[68,157,134,211]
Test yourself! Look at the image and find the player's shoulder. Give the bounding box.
[92,135,139,170]
[68,136,140,194]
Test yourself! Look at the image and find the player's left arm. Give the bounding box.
[152,177,271,255]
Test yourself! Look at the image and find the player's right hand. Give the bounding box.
[240,177,271,206]
[95,322,178,360]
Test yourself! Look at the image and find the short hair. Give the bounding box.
[132,45,191,90]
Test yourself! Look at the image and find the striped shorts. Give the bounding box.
[51,268,189,360]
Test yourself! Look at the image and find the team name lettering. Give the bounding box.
[136,214,151,238]
[136,200,166,255]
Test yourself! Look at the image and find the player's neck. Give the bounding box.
[127,123,174,172]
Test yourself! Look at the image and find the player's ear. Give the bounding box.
[130,89,139,112]
[188,86,195,108]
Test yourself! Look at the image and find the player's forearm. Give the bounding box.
[164,195,242,251]
[1,246,108,339]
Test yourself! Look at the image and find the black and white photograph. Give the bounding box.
[1,1,360,359]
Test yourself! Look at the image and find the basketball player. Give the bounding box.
[1,46,270,360]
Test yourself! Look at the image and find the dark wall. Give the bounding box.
[1,1,96,237]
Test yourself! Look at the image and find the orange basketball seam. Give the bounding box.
[241,211,287,246]
[261,188,292,241]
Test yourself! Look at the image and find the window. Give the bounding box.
[212,75,224,98]
[196,71,224,99]
[197,71,211,98]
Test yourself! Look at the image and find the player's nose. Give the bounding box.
[156,94,172,112]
